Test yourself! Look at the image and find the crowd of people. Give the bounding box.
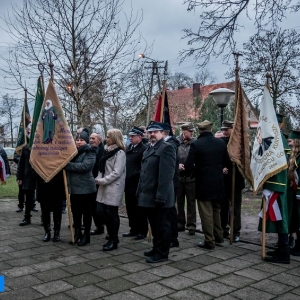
[1,114,300,264]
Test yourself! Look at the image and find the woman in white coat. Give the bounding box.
[96,129,126,251]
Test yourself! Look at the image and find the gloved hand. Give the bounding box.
[155,198,166,207]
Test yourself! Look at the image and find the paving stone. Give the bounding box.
[96,277,137,293]
[92,266,128,279]
[56,255,89,265]
[123,242,150,251]
[81,251,111,260]
[168,287,213,300]
[5,274,43,290]
[125,270,161,285]
[147,265,181,278]
[0,245,15,253]
[131,282,175,299]
[9,242,40,251]
[215,273,256,288]
[87,257,121,268]
[159,275,198,290]
[34,268,72,282]
[31,260,66,271]
[168,260,203,271]
[66,284,110,300]
[207,249,238,260]
[116,261,152,273]
[2,266,37,278]
[202,262,237,275]
[6,249,39,258]
[0,287,43,300]
[291,286,300,295]
[238,243,262,251]
[42,293,74,300]
[103,290,148,300]
[270,273,300,287]
[168,251,193,262]
[224,246,253,256]
[111,253,142,263]
[188,254,221,265]
[287,267,300,277]
[193,280,236,297]
[274,293,300,299]
[215,294,241,300]
[181,269,218,283]
[62,262,97,275]
[238,252,261,263]
[250,279,292,295]
[0,262,13,271]
[31,245,63,254]
[220,257,255,269]
[0,253,13,262]
[234,267,272,281]
[64,273,102,287]
[32,280,73,296]
[230,286,274,300]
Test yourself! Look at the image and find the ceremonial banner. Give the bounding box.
[29,77,44,149]
[30,80,77,182]
[250,86,287,194]
[227,80,253,185]
[15,92,31,156]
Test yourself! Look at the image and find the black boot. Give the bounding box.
[43,231,51,242]
[78,231,90,246]
[103,240,118,251]
[19,218,31,226]
[52,231,60,242]
[69,229,82,245]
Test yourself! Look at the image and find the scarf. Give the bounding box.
[99,144,122,174]
[71,144,90,162]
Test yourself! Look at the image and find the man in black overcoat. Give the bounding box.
[185,120,231,250]
[137,121,176,263]
[123,126,148,239]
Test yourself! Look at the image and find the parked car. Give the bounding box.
[4,147,15,160]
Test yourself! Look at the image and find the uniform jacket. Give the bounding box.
[16,145,36,191]
[65,144,96,195]
[125,141,146,193]
[137,138,176,208]
[96,147,126,207]
[165,136,180,190]
[185,131,230,201]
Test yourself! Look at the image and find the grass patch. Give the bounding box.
[0,175,18,198]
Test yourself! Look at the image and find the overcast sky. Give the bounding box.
[0,0,299,100]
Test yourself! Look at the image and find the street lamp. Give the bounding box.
[209,87,235,127]
[139,53,163,125]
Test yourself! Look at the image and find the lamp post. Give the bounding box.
[139,54,164,125]
[209,88,235,127]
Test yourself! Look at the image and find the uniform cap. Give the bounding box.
[197,120,213,130]
[288,130,300,140]
[181,122,195,131]
[129,126,144,136]
[221,120,234,129]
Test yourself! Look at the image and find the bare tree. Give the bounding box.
[226,28,300,118]
[0,94,21,146]
[1,0,143,127]
[180,0,300,66]
[194,69,217,86]
[168,72,193,90]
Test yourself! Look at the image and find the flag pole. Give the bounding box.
[63,169,74,244]
[23,88,28,146]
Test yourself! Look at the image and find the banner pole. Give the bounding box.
[63,169,74,244]
[229,162,236,245]
[262,195,266,259]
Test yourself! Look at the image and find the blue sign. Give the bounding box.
[0,275,4,292]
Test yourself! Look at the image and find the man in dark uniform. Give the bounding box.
[220,120,245,242]
[137,121,176,263]
[123,126,148,240]
[90,132,105,235]
[185,120,231,250]
[177,122,196,235]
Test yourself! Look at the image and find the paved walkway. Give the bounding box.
[0,198,300,300]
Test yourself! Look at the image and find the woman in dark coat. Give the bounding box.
[65,131,96,246]
[37,171,65,242]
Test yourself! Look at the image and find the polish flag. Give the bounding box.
[259,189,282,221]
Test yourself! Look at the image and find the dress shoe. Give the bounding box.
[19,219,31,226]
[134,234,145,240]
[69,229,82,245]
[144,249,155,257]
[170,240,179,248]
[43,231,51,242]
[266,249,279,256]
[122,232,136,237]
[146,255,168,263]
[233,236,240,243]
[32,206,38,212]
[103,240,118,251]
[90,227,104,235]
[16,207,23,212]
[198,241,215,250]
[78,235,90,246]
[52,231,60,242]
[188,229,195,236]
[264,254,290,264]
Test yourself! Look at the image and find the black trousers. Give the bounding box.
[41,199,63,232]
[97,203,120,242]
[23,190,35,219]
[125,191,148,235]
[146,207,172,258]
[18,185,25,209]
[170,186,179,243]
[91,191,104,230]
[71,193,93,232]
